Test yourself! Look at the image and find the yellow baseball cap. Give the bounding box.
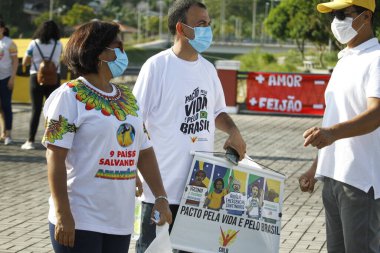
[317,0,375,13]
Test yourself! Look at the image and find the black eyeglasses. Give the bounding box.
[330,10,358,21]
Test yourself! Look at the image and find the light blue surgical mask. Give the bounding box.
[182,23,213,53]
[102,47,128,78]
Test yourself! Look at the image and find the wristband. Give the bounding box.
[155,195,168,203]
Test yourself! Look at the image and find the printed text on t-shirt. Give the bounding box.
[180,87,210,134]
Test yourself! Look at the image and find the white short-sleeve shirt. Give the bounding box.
[0,36,17,79]
[317,38,380,199]
[26,39,62,74]
[43,77,151,235]
[133,48,227,204]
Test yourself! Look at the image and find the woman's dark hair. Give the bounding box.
[3,27,9,37]
[213,178,224,188]
[33,20,60,44]
[168,0,206,35]
[0,20,9,37]
[64,21,120,75]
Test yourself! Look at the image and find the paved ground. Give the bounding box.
[0,104,326,253]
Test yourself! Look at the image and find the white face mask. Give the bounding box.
[330,12,366,44]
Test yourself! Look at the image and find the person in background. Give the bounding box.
[0,20,18,145]
[299,0,380,252]
[0,26,10,141]
[43,20,171,253]
[132,1,246,252]
[21,20,62,150]
[0,105,4,141]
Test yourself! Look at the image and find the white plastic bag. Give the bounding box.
[144,223,172,253]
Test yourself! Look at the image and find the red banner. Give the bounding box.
[246,72,330,116]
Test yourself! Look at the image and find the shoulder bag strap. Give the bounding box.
[48,41,57,61]
[32,40,45,70]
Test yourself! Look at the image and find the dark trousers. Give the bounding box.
[49,223,131,253]
[0,76,12,130]
[136,202,190,253]
[28,74,59,142]
[322,177,380,253]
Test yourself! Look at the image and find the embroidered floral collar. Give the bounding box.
[67,78,138,121]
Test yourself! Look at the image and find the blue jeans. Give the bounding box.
[0,76,12,130]
[322,178,380,253]
[49,223,131,253]
[135,202,190,253]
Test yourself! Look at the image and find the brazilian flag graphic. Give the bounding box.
[200,111,208,119]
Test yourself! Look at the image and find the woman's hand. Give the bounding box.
[135,176,143,197]
[152,198,172,226]
[55,211,75,247]
[7,77,14,90]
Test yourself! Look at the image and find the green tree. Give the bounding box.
[0,0,34,37]
[55,0,93,9]
[33,12,63,29]
[61,3,97,26]
[265,0,310,59]
[308,11,332,67]
[204,0,261,41]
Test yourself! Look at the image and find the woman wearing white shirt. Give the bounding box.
[22,20,62,150]
[0,20,18,145]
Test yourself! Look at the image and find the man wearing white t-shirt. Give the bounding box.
[299,0,380,252]
[133,1,246,252]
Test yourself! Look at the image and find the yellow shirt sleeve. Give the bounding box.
[9,42,18,56]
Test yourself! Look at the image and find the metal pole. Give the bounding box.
[145,3,149,39]
[158,0,164,40]
[49,0,54,20]
[137,11,141,42]
[220,0,225,41]
[137,2,148,42]
[261,2,269,44]
[235,18,241,40]
[252,0,257,41]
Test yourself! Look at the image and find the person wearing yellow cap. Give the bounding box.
[299,0,380,252]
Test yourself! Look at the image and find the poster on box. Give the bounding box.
[170,153,286,253]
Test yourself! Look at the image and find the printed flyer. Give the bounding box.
[171,152,285,253]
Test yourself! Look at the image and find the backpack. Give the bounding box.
[33,40,58,86]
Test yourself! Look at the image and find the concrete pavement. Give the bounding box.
[0,104,326,253]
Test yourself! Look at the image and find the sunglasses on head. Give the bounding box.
[330,10,358,21]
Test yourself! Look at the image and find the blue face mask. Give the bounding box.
[182,23,213,53]
[102,47,128,78]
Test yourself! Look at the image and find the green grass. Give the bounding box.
[235,48,339,72]
[125,46,339,72]
[125,46,242,67]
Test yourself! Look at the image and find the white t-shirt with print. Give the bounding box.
[133,48,226,204]
[43,77,151,235]
[0,36,17,80]
[317,38,380,199]
[26,39,62,74]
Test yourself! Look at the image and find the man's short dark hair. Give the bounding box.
[64,21,119,75]
[167,0,206,35]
